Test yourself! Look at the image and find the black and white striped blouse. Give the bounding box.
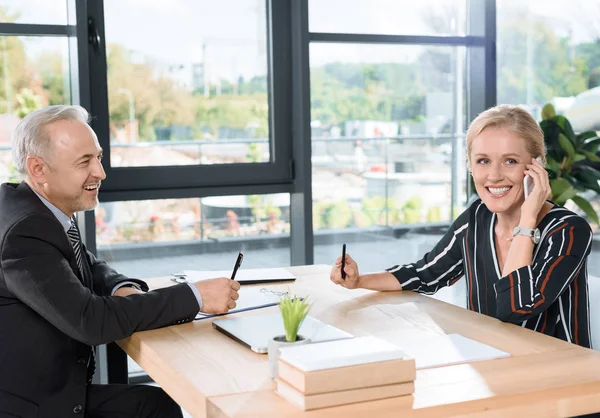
[387,199,593,348]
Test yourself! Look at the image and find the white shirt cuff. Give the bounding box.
[185,282,203,312]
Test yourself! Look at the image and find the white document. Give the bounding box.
[396,333,510,369]
[184,267,295,284]
[195,287,283,320]
[278,336,406,372]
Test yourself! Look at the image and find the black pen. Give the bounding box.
[231,252,244,280]
[341,244,346,279]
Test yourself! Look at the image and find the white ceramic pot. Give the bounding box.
[268,334,310,378]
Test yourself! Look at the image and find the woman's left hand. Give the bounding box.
[520,158,551,226]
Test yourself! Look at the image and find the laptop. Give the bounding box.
[213,313,354,353]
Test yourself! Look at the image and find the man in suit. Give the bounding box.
[0,105,241,417]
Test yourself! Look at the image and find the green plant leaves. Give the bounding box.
[554,116,576,142]
[541,102,600,224]
[583,137,600,154]
[571,196,599,225]
[541,103,556,120]
[555,187,577,206]
[278,294,311,342]
[540,119,564,162]
[576,131,599,147]
[575,166,600,194]
[580,150,600,162]
[558,133,575,160]
[550,177,573,199]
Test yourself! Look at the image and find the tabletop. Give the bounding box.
[117,265,600,417]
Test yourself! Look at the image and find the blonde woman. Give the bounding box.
[331,105,593,347]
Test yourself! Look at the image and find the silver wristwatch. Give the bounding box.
[512,226,541,244]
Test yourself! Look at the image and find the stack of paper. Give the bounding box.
[276,336,415,411]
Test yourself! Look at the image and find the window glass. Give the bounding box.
[103,0,270,167]
[0,36,71,183]
[309,0,467,36]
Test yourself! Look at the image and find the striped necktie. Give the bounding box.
[67,218,95,383]
[67,220,85,281]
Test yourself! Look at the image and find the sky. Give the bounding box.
[2,0,600,82]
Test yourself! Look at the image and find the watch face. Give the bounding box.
[533,228,541,243]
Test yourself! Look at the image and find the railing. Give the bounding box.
[0,133,467,248]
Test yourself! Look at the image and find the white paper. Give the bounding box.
[184,267,295,283]
[395,333,510,369]
[278,336,405,372]
[195,287,283,320]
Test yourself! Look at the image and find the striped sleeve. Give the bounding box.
[386,208,469,295]
[494,216,593,323]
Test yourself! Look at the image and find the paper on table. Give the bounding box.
[184,267,296,284]
[395,333,510,369]
[278,336,405,372]
[195,287,284,320]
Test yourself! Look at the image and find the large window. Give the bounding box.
[307,0,481,269]
[90,0,292,193]
[497,0,600,126]
[103,0,270,168]
[1,0,497,385]
[497,0,600,225]
[310,44,467,245]
[96,194,291,278]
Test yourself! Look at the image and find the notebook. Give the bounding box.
[213,314,353,353]
[194,287,284,320]
[183,267,296,285]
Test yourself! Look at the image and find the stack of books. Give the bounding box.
[276,336,416,411]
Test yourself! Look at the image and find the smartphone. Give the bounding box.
[523,157,543,199]
[341,244,346,280]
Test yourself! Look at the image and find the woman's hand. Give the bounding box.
[330,253,361,289]
[521,157,551,227]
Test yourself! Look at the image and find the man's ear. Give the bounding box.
[25,156,48,183]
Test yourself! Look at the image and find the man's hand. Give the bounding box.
[194,278,240,314]
[114,286,145,297]
[330,254,361,289]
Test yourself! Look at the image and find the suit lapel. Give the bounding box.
[14,182,94,292]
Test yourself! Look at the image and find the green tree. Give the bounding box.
[35,52,69,105]
[15,88,42,118]
[106,44,194,141]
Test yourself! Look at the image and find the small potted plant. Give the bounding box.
[268,293,312,378]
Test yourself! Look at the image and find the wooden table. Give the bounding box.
[117,265,600,417]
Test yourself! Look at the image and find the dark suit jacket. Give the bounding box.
[0,182,199,417]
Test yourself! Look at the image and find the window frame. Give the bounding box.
[86,0,294,192]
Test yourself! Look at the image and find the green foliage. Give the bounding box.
[248,195,282,225]
[361,196,400,225]
[402,196,422,224]
[497,12,588,104]
[15,88,42,118]
[314,201,353,229]
[7,162,20,182]
[426,206,442,222]
[541,103,600,224]
[246,143,262,163]
[278,294,311,342]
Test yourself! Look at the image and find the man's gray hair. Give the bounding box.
[11,105,91,176]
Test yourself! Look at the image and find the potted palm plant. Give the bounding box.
[268,293,312,378]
